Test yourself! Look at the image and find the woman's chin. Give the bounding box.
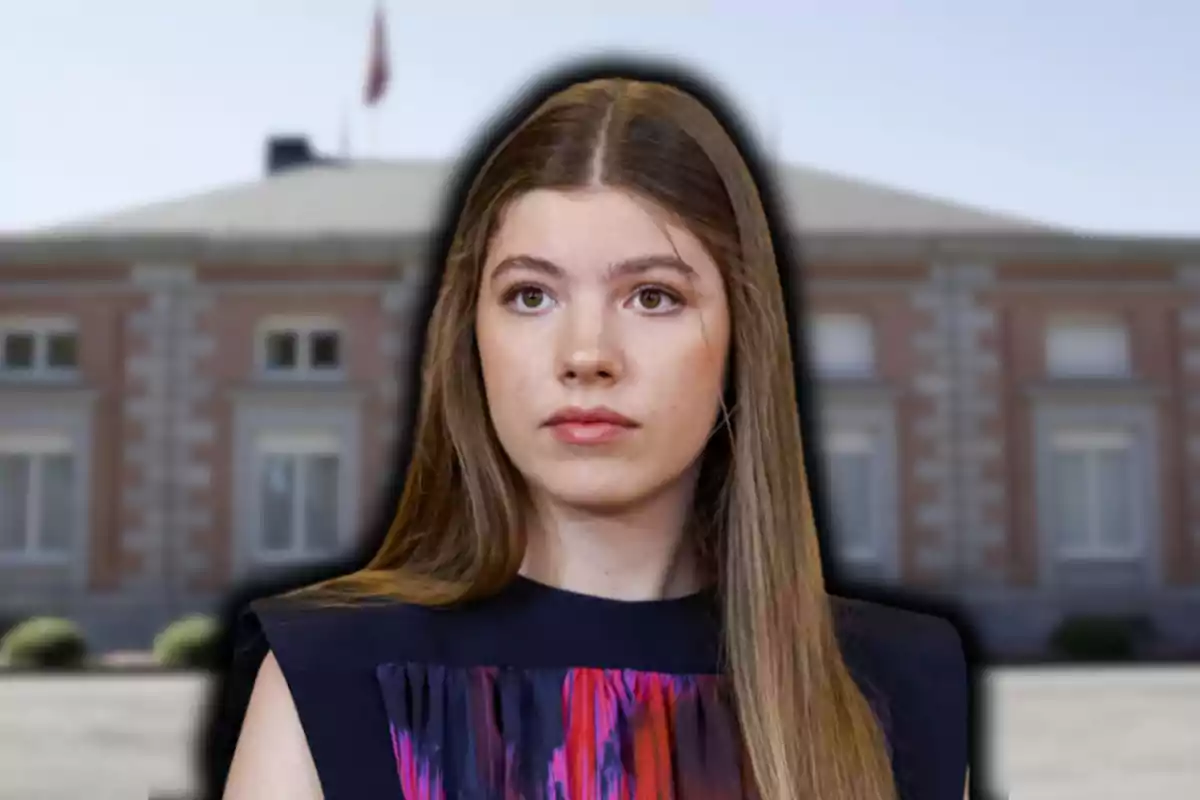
[525,464,693,518]
[536,482,650,514]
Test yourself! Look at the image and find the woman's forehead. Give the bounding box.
[484,187,718,278]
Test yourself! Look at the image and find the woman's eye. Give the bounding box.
[632,287,680,313]
[509,286,554,312]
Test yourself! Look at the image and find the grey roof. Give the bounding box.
[37,158,1058,239]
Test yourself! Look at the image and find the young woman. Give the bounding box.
[220,71,970,800]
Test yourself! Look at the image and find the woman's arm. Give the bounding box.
[222,650,323,799]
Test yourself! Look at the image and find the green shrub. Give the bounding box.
[154,614,221,670]
[1050,614,1151,661]
[0,617,88,669]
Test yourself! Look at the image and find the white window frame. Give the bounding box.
[825,428,881,564]
[813,313,875,378]
[0,432,75,564]
[1045,315,1130,379]
[252,431,343,563]
[256,315,345,379]
[1049,428,1143,561]
[0,316,80,379]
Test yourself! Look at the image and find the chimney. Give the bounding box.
[265,135,316,175]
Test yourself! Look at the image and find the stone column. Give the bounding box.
[168,285,216,595]
[122,264,206,623]
[946,263,1007,586]
[908,262,1006,586]
[908,266,957,582]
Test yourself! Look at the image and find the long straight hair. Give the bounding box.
[296,74,897,800]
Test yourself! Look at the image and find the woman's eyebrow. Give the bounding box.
[489,254,698,285]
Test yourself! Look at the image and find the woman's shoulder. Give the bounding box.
[830,594,968,670]
[222,595,456,800]
[829,595,972,798]
[235,593,444,673]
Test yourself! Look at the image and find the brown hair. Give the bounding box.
[295,76,897,800]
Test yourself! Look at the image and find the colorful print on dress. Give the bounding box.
[376,663,750,799]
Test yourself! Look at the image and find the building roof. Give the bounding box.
[38,158,1057,239]
[8,155,1199,267]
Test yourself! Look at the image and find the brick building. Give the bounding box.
[2,136,1199,656]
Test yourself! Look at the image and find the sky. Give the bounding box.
[1,0,1197,235]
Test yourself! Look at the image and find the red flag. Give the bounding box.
[363,5,390,106]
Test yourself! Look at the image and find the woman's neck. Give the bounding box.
[519,484,702,602]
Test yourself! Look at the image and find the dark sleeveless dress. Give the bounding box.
[227,576,969,799]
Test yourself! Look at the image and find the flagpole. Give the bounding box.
[362,0,390,159]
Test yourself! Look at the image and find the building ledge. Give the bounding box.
[227,381,371,406]
[0,384,98,410]
[1025,379,1165,403]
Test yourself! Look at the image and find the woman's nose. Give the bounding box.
[556,305,624,385]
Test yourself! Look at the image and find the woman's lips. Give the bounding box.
[542,406,639,445]
[547,421,634,445]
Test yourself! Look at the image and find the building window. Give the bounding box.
[259,317,343,377]
[254,433,341,561]
[813,313,874,378]
[1049,429,1139,559]
[0,433,75,561]
[0,318,79,377]
[1045,316,1130,378]
[825,429,878,562]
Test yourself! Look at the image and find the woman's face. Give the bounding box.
[475,187,731,512]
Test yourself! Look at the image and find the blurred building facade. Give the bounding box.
[2,136,1199,656]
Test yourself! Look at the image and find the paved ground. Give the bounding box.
[1,667,1198,799]
[985,668,1200,799]
[0,673,208,800]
